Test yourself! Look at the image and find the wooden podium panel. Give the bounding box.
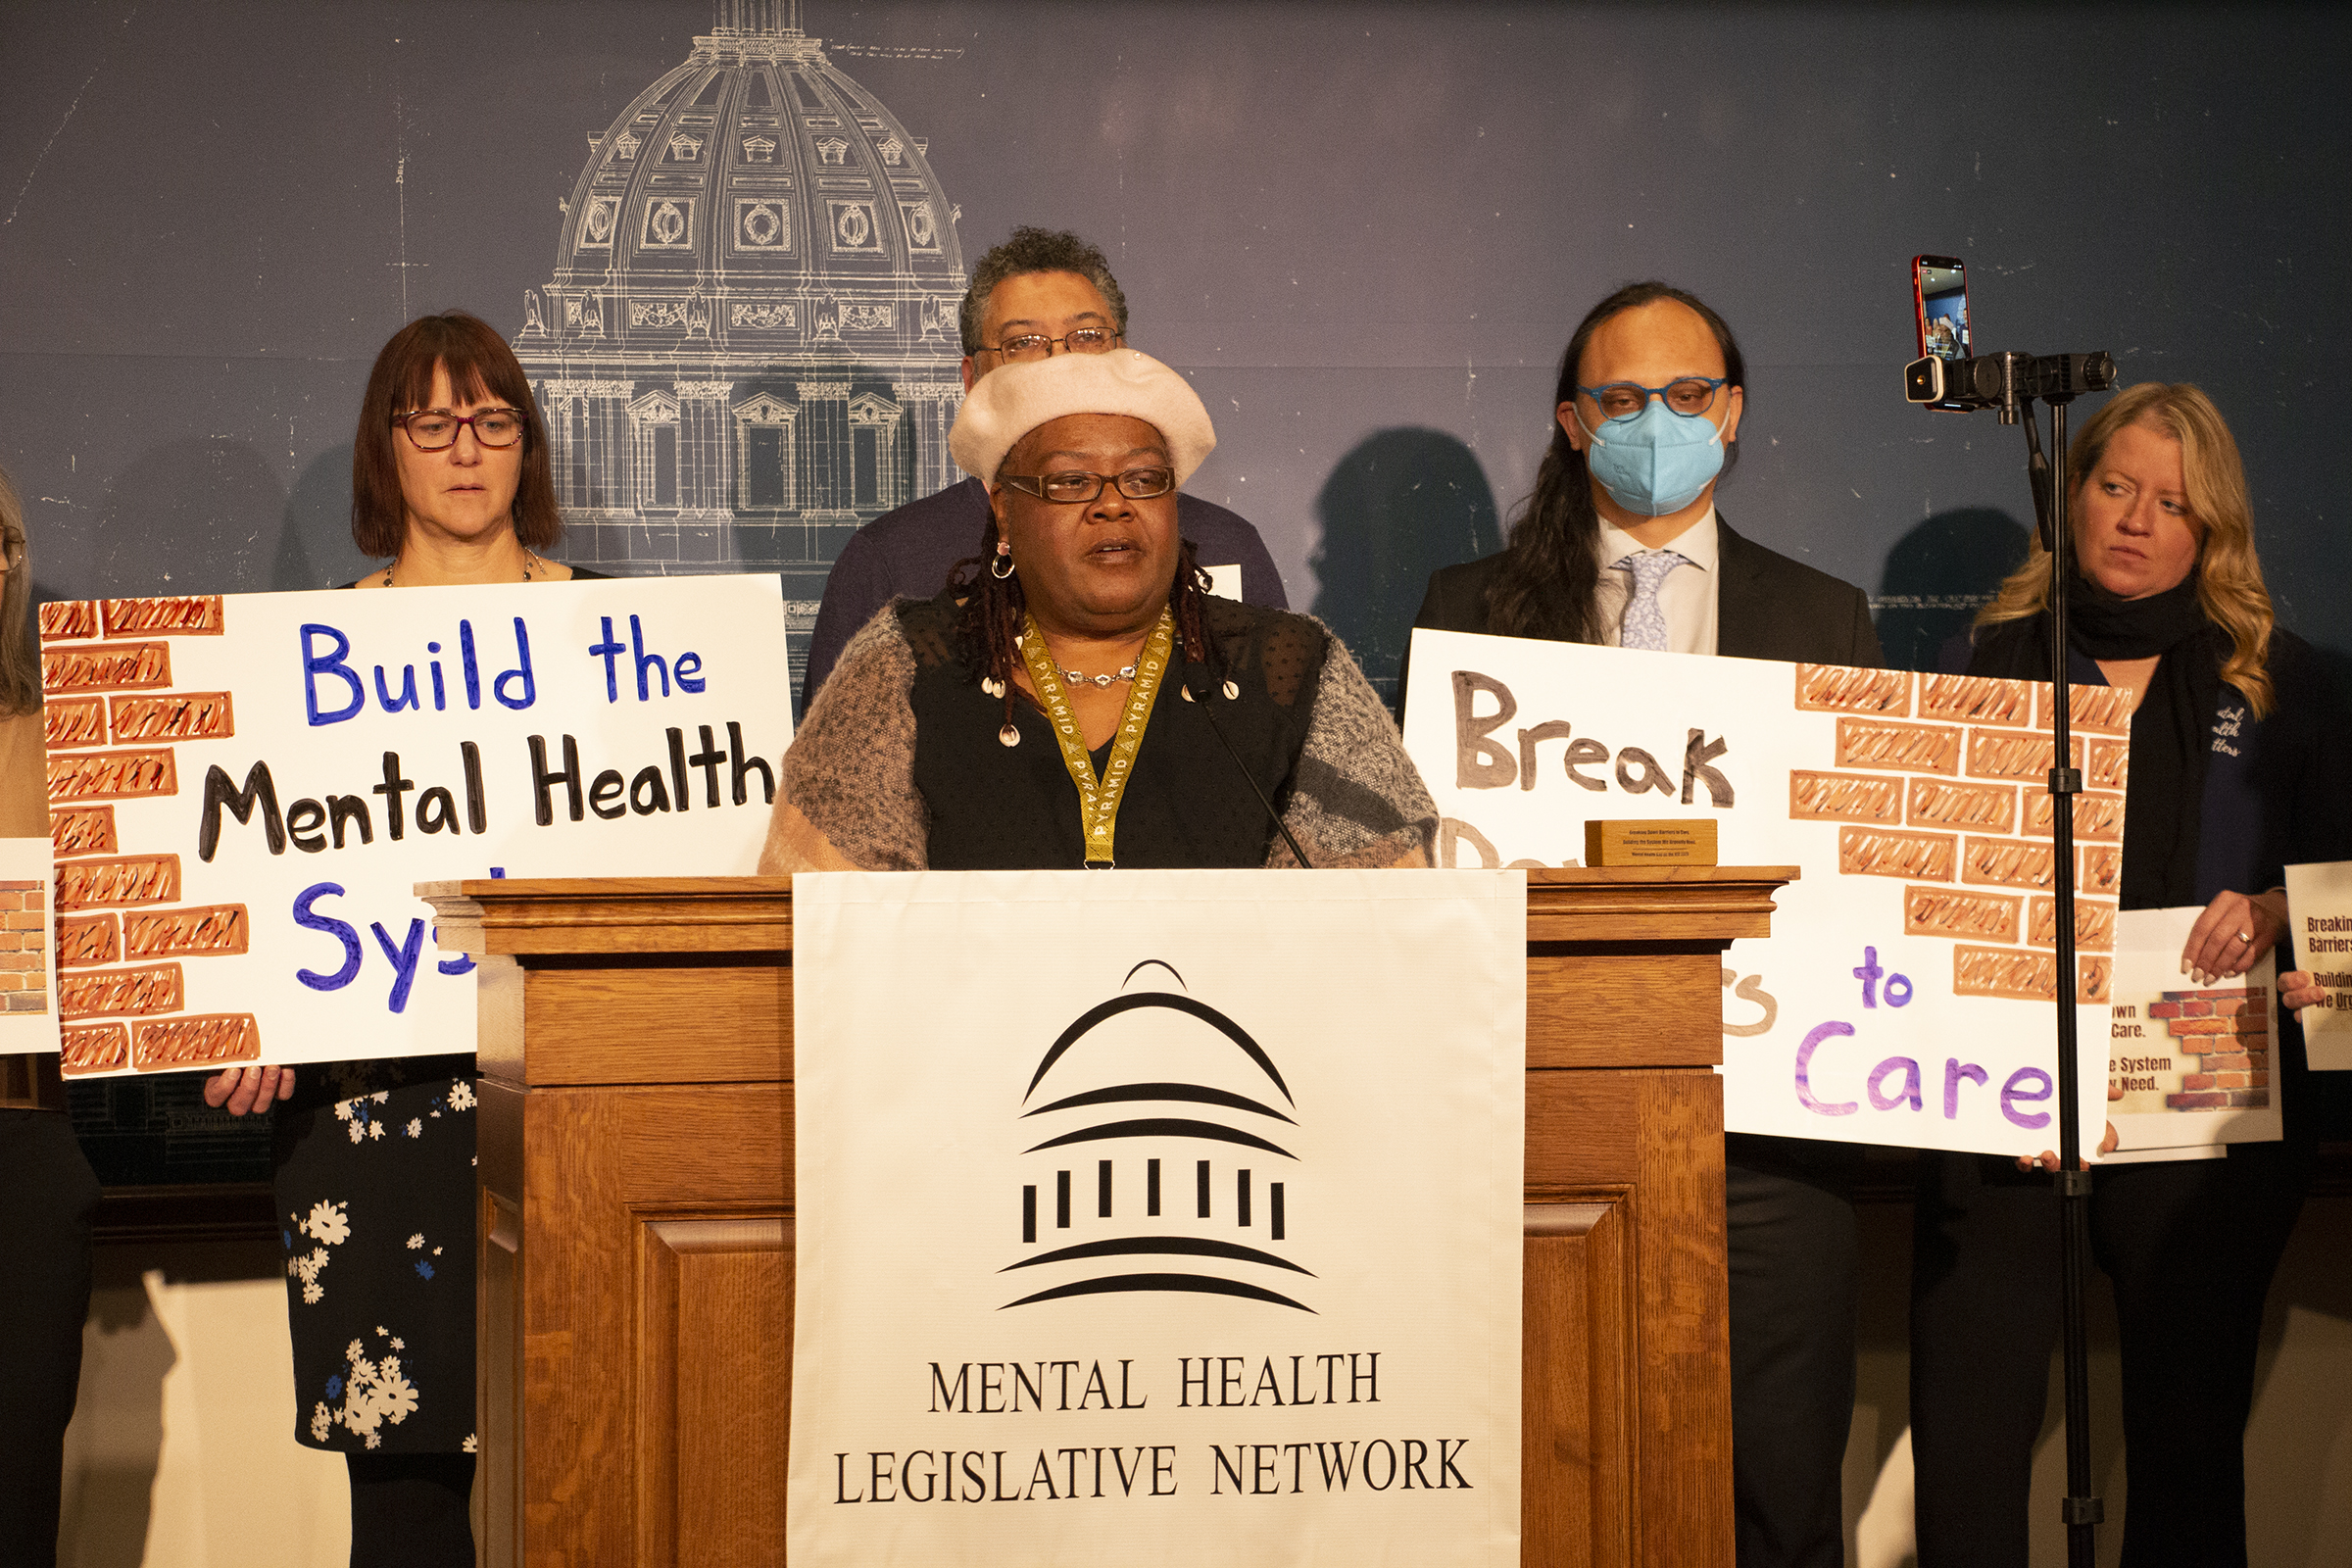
[424,866,1791,1567]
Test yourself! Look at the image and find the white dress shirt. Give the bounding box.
[1592,507,1720,656]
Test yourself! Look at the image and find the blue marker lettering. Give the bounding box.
[460,619,483,710]
[369,918,427,1014]
[589,616,624,703]
[631,614,669,700]
[301,625,365,726]
[494,617,536,710]
[373,663,420,713]
[293,883,362,990]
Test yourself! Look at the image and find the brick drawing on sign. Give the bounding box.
[40,594,261,1074]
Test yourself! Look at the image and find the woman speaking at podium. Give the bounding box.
[1909,382,2351,1566]
[207,312,602,1567]
[760,349,1433,873]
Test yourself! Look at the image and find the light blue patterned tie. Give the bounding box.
[1616,549,1690,652]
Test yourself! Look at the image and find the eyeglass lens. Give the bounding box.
[1591,379,1720,419]
[993,329,1120,362]
[402,411,526,450]
[1034,466,1175,503]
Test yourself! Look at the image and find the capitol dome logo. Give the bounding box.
[1002,961,1314,1313]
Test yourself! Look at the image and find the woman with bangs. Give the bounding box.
[206,312,602,1565]
[1908,382,2350,1567]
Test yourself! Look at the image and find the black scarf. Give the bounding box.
[1967,572,2223,908]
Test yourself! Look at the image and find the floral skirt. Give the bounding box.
[272,1054,477,1454]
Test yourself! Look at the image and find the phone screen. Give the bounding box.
[1916,257,1970,362]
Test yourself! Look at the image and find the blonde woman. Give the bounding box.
[1908,383,2351,1567]
[0,466,103,1568]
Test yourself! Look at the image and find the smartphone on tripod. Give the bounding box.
[1913,255,1972,410]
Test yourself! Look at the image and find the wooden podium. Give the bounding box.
[422,866,1792,1567]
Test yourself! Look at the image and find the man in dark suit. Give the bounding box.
[799,227,1286,713]
[1414,281,1879,1568]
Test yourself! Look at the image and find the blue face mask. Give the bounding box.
[1577,399,1727,517]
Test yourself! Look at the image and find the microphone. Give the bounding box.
[1177,661,1315,869]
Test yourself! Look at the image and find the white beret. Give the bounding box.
[950,349,1217,488]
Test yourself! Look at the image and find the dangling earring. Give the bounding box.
[990,541,1014,580]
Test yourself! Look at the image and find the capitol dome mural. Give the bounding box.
[515,0,968,618]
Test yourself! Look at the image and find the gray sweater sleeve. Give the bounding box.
[1267,624,1439,868]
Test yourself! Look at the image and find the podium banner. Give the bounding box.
[1403,629,2110,1158]
[36,576,789,1077]
[789,869,1525,1568]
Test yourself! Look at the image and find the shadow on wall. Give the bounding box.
[1309,428,1501,703]
[59,1254,171,1567]
[274,443,368,592]
[88,440,288,598]
[1873,508,2033,672]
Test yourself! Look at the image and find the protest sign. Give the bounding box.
[789,869,1525,1568]
[38,576,789,1077]
[2285,860,2352,1070]
[1402,629,2111,1158]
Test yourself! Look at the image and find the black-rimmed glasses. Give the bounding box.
[978,328,1123,363]
[1000,466,1175,505]
[1576,376,1729,421]
[394,409,528,451]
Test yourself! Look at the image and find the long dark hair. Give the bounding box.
[351,311,563,560]
[1483,281,1746,641]
[950,514,1218,738]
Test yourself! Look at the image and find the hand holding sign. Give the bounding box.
[204,1062,294,1114]
[2281,970,2326,1015]
[2180,887,2288,986]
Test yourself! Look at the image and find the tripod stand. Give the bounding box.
[2014,386,2104,1568]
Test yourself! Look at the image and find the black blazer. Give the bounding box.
[1409,513,1884,674]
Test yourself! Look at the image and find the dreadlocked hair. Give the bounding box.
[950,518,1222,737]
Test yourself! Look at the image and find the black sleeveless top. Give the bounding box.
[899,592,1328,869]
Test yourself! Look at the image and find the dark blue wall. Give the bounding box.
[4,1,2346,697]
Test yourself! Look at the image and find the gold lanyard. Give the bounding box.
[1016,607,1174,868]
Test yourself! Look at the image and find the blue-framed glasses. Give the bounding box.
[1577,376,1728,421]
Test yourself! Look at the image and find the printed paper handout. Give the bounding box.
[2104,905,2280,1152]
[2285,860,2352,1070]
[0,836,61,1053]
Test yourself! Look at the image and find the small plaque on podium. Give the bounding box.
[1584,818,1719,867]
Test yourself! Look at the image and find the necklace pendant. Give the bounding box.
[998,723,1021,748]
[1092,672,1113,688]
